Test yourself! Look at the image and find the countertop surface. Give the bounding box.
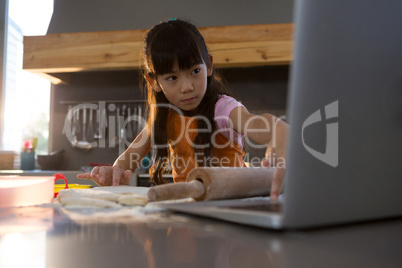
[0,170,145,187]
[1,200,401,268]
[0,170,100,187]
[0,169,81,175]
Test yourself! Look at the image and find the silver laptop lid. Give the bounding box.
[283,0,402,228]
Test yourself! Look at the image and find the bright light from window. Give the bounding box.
[9,0,53,36]
[2,0,53,156]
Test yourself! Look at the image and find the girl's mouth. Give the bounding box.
[182,97,196,104]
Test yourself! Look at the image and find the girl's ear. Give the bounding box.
[145,75,162,92]
[207,54,214,77]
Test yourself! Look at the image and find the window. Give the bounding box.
[1,0,53,155]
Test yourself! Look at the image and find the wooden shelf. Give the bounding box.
[23,23,293,84]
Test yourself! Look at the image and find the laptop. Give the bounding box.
[159,0,402,229]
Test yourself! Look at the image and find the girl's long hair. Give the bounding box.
[141,19,235,184]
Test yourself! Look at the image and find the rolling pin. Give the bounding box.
[147,167,274,202]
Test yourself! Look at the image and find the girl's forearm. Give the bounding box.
[113,128,151,172]
[245,113,287,146]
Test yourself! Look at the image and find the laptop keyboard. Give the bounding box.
[225,202,282,213]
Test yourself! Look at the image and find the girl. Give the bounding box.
[77,19,288,201]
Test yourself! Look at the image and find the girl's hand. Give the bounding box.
[228,106,289,202]
[77,165,133,186]
[261,159,285,201]
[261,121,287,201]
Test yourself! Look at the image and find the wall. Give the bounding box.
[48,0,294,170]
[47,0,294,33]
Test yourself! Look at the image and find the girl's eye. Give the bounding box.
[166,76,177,81]
[192,68,201,75]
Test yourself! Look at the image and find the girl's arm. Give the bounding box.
[229,106,288,201]
[114,127,152,172]
[77,127,152,186]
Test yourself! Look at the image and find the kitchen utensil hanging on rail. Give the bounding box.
[60,100,146,149]
[137,105,142,136]
[126,106,134,142]
[86,108,94,142]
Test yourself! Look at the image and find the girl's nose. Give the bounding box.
[181,77,194,93]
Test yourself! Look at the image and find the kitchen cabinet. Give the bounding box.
[23,23,293,84]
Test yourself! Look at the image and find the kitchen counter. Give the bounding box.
[0,170,144,187]
[0,201,401,267]
[0,170,80,175]
[0,170,99,187]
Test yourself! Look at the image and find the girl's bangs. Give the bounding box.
[150,28,205,75]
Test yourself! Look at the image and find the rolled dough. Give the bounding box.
[59,197,122,209]
[118,194,148,206]
[57,186,149,209]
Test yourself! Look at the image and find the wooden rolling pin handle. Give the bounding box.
[147,180,205,202]
[186,167,274,201]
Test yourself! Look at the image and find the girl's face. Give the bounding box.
[152,56,213,113]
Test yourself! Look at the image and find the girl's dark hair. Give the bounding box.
[141,19,235,184]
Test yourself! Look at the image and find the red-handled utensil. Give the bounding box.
[54,173,68,197]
